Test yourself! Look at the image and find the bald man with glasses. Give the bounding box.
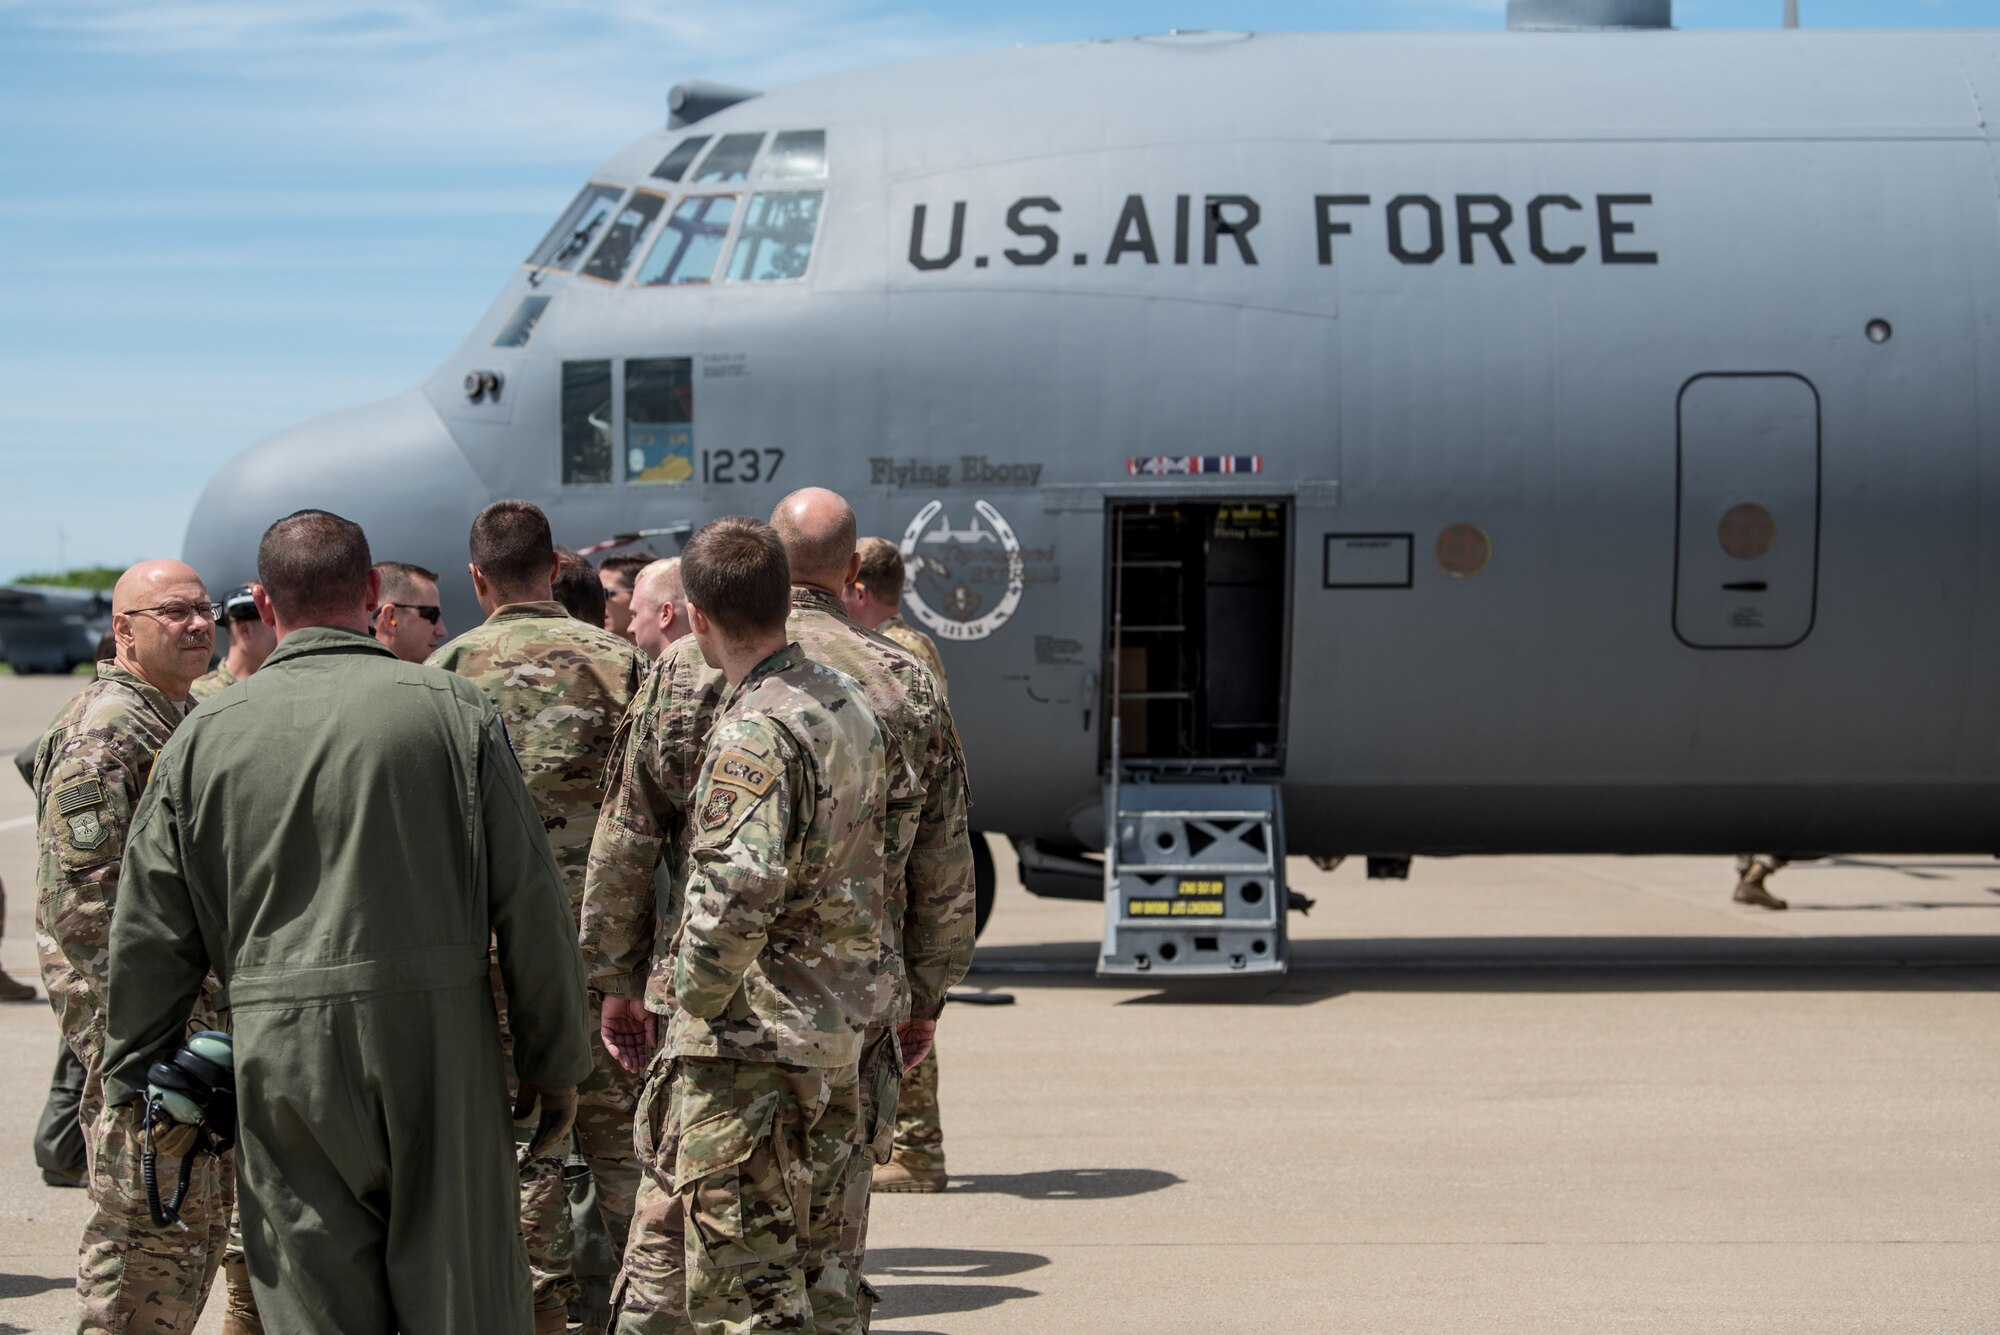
[32,559,235,1334]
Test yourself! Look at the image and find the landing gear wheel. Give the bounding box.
[971,832,995,939]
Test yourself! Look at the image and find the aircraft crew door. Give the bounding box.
[1099,499,1291,979]
[1674,373,1821,649]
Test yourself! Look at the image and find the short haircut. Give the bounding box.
[374,560,438,605]
[258,510,372,625]
[469,500,553,592]
[680,517,791,640]
[853,537,905,604]
[598,553,651,583]
[552,547,607,626]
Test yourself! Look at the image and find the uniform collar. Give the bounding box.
[487,600,567,623]
[96,661,194,721]
[881,613,908,633]
[740,642,805,691]
[788,585,848,619]
[262,625,397,670]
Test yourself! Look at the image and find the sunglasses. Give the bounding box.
[377,603,443,625]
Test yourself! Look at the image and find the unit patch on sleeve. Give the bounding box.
[713,751,775,797]
[699,787,739,831]
[54,778,108,850]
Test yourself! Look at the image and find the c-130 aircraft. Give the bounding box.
[182,0,2000,978]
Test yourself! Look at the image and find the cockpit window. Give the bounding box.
[652,136,709,182]
[527,182,625,270]
[633,196,739,286]
[581,190,666,284]
[760,130,827,181]
[562,360,614,485]
[726,192,824,283]
[691,133,764,183]
[625,358,695,485]
[493,294,551,348]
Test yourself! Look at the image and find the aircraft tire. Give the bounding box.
[972,832,996,939]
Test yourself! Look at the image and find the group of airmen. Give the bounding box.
[22,486,973,1334]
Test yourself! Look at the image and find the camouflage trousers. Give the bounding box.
[79,1098,234,1335]
[834,1028,902,1321]
[615,1052,862,1335]
[891,1046,944,1173]
[500,974,643,1321]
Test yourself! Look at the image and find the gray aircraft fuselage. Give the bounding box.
[184,26,2000,860]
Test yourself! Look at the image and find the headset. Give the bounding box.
[142,1031,236,1227]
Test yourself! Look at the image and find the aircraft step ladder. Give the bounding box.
[1098,779,1289,979]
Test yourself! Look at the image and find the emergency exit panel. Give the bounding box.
[1673,373,1821,649]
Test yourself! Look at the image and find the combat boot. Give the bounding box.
[533,1308,569,1335]
[873,1152,947,1193]
[0,970,35,1002]
[1732,864,1787,911]
[221,1257,265,1335]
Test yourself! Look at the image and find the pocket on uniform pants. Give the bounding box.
[88,1102,156,1220]
[864,1031,902,1164]
[674,1074,796,1269]
[632,1051,679,1184]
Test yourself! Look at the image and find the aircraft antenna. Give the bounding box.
[1783,0,1799,27]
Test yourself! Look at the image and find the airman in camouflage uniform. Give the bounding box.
[34,558,233,1335]
[778,493,976,1306]
[846,538,958,1193]
[599,514,889,1335]
[431,500,646,1335]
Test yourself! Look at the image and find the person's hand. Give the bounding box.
[896,1019,937,1071]
[601,996,657,1073]
[512,1083,579,1161]
[151,1118,199,1159]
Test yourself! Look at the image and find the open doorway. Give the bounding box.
[1104,499,1289,772]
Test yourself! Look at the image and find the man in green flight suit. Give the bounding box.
[604,515,888,1334]
[431,499,645,1335]
[101,509,593,1333]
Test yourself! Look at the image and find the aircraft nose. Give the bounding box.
[182,388,487,598]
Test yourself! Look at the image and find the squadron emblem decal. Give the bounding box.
[900,499,1025,642]
[699,788,738,830]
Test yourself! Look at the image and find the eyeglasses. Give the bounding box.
[377,603,442,625]
[125,602,223,625]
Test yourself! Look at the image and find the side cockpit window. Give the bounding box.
[493,295,551,348]
[527,183,625,271]
[692,133,764,183]
[727,192,823,283]
[561,360,613,485]
[652,136,709,182]
[634,196,738,286]
[760,130,826,181]
[581,191,666,284]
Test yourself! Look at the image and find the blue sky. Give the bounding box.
[0,0,1990,580]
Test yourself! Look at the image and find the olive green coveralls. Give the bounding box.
[101,628,593,1334]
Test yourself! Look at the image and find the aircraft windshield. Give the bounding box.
[692,133,764,183]
[652,135,709,182]
[581,190,666,283]
[526,183,625,270]
[634,196,738,286]
[760,130,826,181]
[727,192,823,282]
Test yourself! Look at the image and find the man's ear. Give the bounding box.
[844,551,862,587]
[364,568,383,617]
[252,583,278,629]
[548,552,563,588]
[688,603,710,635]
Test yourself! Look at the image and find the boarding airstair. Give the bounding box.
[1097,778,1289,978]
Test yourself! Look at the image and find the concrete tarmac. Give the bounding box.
[0,672,1996,1332]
